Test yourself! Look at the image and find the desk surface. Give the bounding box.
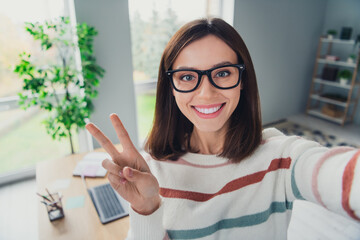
[36,148,129,240]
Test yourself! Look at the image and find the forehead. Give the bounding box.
[173,35,237,70]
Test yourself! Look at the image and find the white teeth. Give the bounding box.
[194,105,222,114]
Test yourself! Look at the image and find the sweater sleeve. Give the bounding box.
[126,200,169,240]
[283,135,360,221]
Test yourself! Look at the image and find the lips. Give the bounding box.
[192,103,225,119]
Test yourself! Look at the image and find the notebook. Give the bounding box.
[87,183,129,224]
[73,152,110,177]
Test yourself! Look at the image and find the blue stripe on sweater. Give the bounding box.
[167,201,293,239]
[291,156,305,200]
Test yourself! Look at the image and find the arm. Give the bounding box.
[86,114,169,239]
[283,136,360,221]
[126,202,169,240]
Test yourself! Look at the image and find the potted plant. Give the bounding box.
[13,16,105,154]
[338,69,352,85]
[347,54,356,64]
[327,29,337,39]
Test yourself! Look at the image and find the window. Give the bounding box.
[0,0,79,177]
[129,0,229,144]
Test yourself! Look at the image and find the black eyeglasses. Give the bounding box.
[166,64,245,93]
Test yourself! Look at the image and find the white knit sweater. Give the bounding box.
[126,128,360,239]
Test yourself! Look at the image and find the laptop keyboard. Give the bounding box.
[96,184,125,218]
[88,183,128,223]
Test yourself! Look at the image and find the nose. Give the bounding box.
[196,74,217,97]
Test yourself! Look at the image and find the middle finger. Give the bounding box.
[110,114,136,151]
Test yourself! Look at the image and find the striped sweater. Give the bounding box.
[126,128,360,239]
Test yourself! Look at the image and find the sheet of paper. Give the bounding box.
[65,196,85,209]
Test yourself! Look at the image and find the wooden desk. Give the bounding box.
[36,149,129,240]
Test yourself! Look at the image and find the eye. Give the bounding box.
[215,71,230,78]
[180,74,196,81]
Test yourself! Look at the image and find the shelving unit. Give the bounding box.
[306,37,360,125]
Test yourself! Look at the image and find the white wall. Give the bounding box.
[322,0,360,38]
[233,0,327,124]
[73,0,139,148]
[71,0,359,149]
[322,0,360,124]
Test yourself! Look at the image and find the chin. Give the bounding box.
[193,123,226,133]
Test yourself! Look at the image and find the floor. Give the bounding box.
[0,113,360,240]
[287,114,360,146]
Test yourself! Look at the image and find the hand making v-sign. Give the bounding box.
[86,114,161,216]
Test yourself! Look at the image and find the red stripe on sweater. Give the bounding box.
[163,233,170,240]
[160,157,291,202]
[312,147,354,208]
[342,150,360,221]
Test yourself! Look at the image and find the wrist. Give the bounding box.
[132,195,161,215]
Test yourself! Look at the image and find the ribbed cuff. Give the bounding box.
[126,201,166,240]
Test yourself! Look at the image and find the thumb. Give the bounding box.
[122,166,145,182]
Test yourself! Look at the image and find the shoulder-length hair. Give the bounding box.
[144,18,262,163]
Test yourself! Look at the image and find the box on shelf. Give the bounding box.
[321,104,344,118]
[340,27,352,40]
[321,66,338,81]
[325,55,340,61]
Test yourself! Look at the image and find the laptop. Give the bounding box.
[82,175,129,224]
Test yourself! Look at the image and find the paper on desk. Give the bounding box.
[72,152,110,177]
[65,195,85,209]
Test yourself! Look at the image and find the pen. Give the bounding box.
[36,192,52,202]
[45,188,55,201]
[38,193,63,210]
[41,201,50,206]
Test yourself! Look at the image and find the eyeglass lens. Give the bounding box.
[172,66,240,91]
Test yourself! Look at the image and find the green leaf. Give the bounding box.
[13,16,104,152]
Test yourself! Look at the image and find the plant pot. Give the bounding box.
[327,34,334,40]
[340,78,349,86]
[347,57,354,64]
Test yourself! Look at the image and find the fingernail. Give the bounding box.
[120,177,126,184]
[127,168,133,177]
[119,170,123,177]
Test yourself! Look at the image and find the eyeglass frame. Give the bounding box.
[166,64,245,93]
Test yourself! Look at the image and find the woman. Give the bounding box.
[86,18,360,239]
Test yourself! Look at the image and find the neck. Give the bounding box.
[190,126,227,155]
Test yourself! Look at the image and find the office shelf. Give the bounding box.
[306,37,360,125]
[313,78,352,89]
[317,58,356,68]
[308,109,344,124]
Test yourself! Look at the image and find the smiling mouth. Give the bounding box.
[192,103,225,115]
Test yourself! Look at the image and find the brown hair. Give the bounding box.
[144,18,262,163]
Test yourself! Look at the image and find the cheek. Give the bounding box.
[228,89,241,112]
[173,92,192,114]
[230,87,241,102]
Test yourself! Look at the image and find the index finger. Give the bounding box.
[85,123,120,158]
[110,114,136,151]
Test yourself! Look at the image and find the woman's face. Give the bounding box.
[172,34,241,134]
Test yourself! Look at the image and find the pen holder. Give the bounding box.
[44,192,64,221]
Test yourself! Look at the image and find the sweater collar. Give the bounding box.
[180,152,230,166]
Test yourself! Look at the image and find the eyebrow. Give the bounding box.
[175,61,235,70]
